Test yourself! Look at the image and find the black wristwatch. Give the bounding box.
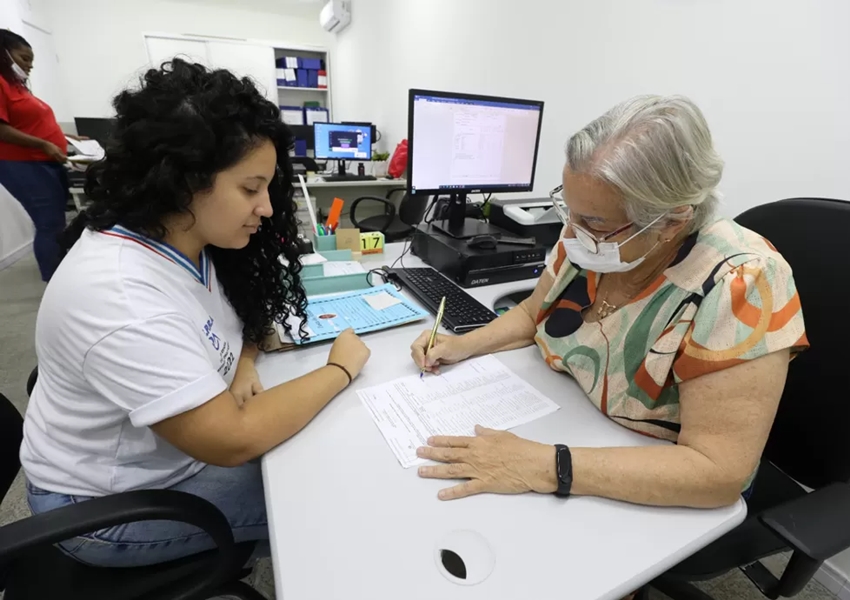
[553,444,573,497]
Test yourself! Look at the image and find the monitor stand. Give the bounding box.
[336,159,349,177]
[432,192,498,239]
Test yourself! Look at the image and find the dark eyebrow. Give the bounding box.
[245,175,269,183]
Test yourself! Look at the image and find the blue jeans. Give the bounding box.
[0,160,68,281]
[26,462,270,568]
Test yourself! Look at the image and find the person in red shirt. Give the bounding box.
[0,29,73,280]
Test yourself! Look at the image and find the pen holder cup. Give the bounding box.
[314,234,337,252]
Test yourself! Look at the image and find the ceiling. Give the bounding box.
[174,0,325,19]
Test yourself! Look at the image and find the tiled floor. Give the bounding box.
[0,252,838,600]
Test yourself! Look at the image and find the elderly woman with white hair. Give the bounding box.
[410,95,809,511]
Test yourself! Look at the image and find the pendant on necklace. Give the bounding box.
[597,300,617,319]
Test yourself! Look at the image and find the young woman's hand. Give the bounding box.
[230,357,264,406]
[40,141,67,163]
[327,329,371,380]
[410,331,472,374]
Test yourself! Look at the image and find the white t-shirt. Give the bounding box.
[20,225,244,496]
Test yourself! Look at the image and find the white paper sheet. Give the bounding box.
[322,261,365,277]
[358,355,560,468]
[363,291,402,310]
[66,137,105,160]
[299,253,328,266]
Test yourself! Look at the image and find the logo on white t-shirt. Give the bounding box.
[203,317,235,377]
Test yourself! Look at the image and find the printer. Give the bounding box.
[488,197,564,247]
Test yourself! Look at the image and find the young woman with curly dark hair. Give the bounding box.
[20,59,371,568]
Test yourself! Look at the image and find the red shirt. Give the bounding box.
[0,75,66,162]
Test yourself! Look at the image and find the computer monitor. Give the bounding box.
[74,117,116,146]
[407,89,544,238]
[313,122,372,176]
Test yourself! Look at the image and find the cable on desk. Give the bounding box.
[392,194,439,271]
[365,194,440,287]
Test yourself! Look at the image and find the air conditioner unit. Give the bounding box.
[320,0,351,34]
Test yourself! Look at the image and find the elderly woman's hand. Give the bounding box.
[416,425,558,500]
[410,330,473,374]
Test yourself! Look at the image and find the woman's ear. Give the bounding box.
[661,205,694,242]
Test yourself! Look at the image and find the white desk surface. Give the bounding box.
[305,177,407,188]
[258,243,746,600]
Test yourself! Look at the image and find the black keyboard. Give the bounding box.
[390,267,498,333]
[321,174,377,182]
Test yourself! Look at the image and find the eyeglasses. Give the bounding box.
[548,185,635,254]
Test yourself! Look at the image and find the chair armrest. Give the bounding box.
[0,489,240,599]
[350,196,395,231]
[760,482,850,561]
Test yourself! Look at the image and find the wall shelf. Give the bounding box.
[278,86,329,92]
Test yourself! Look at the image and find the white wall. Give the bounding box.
[332,0,850,217]
[0,0,25,33]
[1,0,51,32]
[43,0,331,118]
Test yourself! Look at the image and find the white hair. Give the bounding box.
[566,95,723,233]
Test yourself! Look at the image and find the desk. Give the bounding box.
[69,187,86,211]
[305,177,406,189]
[258,243,746,600]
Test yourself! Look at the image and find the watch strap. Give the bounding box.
[554,444,573,498]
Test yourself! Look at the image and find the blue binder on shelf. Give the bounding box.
[295,69,309,88]
[307,70,319,88]
[304,106,329,126]
[300,57,322,70]
[280,106,305,126]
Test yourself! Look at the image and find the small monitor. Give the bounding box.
[74,117,116,146]
[313,123,372,160]
[407,89,544,195]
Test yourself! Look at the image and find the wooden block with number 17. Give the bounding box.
[360,231,384,254]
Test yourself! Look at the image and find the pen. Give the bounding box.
[420,296,446,378]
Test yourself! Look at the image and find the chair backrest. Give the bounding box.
[734,198,850,489]
[397,191,430,227]
[0,393,23,502]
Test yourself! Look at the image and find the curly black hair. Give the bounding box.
[0,29,30,85]
[62,58,307,344]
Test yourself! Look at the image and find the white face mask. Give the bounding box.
[561,215,664,273]
[6,52,28,82]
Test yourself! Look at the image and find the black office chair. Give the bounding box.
[0,370,266,600]
[647,198,850,600]
[350,188,424,242]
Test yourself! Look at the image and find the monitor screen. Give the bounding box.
[408,90,544,194]
[313,123,372,160]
